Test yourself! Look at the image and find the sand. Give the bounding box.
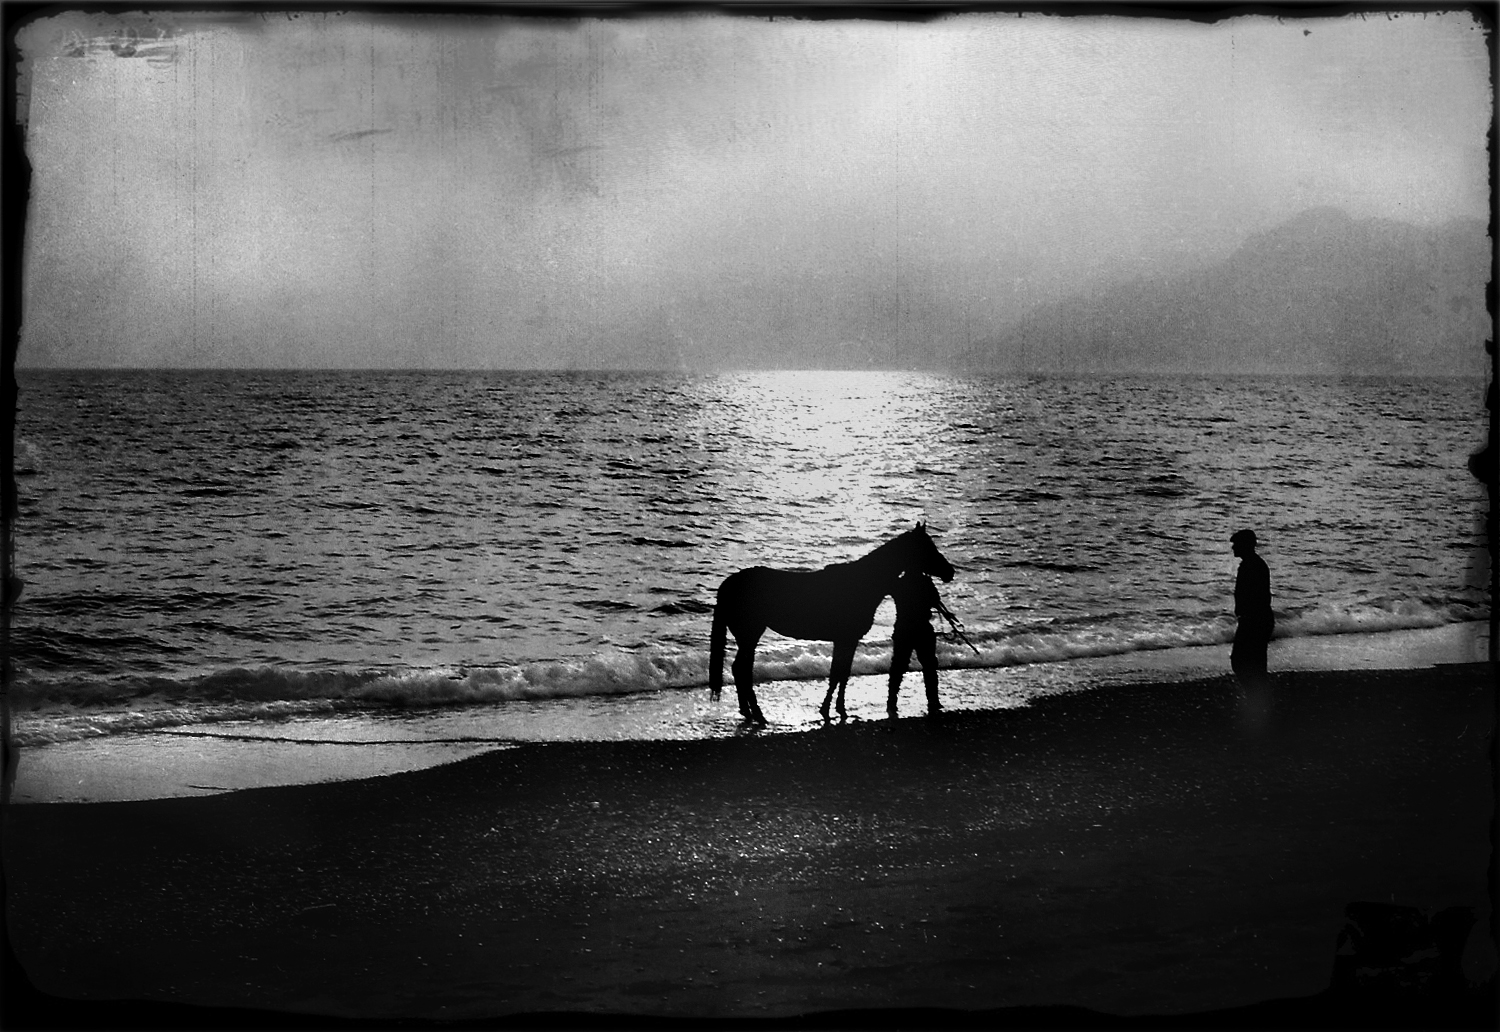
[3,664,1496,1028]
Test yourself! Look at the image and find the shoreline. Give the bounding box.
[4,663,1494,1025]
[7,621,1492,805]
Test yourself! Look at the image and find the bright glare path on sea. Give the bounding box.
[704,370,963,563]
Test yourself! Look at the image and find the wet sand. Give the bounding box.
[4,665,1496,1028]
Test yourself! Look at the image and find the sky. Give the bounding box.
[14,8,1493,370]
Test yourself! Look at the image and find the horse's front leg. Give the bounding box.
[732,638,766,723]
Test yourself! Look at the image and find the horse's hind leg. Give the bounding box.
[835,641,858,717]
[731,631,766,723]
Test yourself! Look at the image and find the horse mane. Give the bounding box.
[820,527,920,575]
[861,526,921,563]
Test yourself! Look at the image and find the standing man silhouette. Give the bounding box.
[1230,529,1274,678]
[888,569,943,715]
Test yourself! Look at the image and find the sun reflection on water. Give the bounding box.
[702,370,954,564]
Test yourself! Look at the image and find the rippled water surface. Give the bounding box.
[10,370,1490,743]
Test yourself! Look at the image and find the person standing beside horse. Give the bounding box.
[710,523,955,723]
[887,568,945,715]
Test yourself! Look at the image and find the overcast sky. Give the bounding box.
[15,9,1492,370]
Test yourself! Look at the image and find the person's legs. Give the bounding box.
[1233,618,1273,712]
[1232,617,1272,676]
[915,625,941,711]
[888,631,914,713]
[1250,635,1269,672]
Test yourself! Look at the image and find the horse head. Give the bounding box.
[904,521,955,583]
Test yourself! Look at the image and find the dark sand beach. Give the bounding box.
[4,665,1496,1028]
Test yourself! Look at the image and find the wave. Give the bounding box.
[576,598,639,612]
[21,587,278,618]
[651,599,715,616]
[9,599,1484,746]
[1001,560,1100,574]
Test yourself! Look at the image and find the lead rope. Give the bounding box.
[934,596,980,655]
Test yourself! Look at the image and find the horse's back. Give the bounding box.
[716,566,809,609]
[716,564,883,641]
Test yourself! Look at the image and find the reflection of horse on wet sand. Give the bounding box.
[709,523,957,722]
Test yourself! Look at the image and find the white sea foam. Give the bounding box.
[11,621,1490,804]
[10,601,1485,746]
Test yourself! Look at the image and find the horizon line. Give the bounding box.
[9,365,1490,379]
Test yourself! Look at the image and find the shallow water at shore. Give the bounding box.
[9,622,1488,804]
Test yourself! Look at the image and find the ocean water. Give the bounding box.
[8,369,1491,764]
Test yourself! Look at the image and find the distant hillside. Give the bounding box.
[960,208,1491,375]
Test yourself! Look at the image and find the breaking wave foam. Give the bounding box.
[10,599,1484,746]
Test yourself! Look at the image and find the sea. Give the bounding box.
[7,370,1492,802]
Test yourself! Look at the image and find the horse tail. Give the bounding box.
[709,601,727,698]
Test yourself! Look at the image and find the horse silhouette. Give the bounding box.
[709,523,957,722]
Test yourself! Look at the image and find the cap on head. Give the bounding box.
[1230,529,1257,547]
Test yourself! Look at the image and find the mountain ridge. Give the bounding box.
[958,208,1491,376]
